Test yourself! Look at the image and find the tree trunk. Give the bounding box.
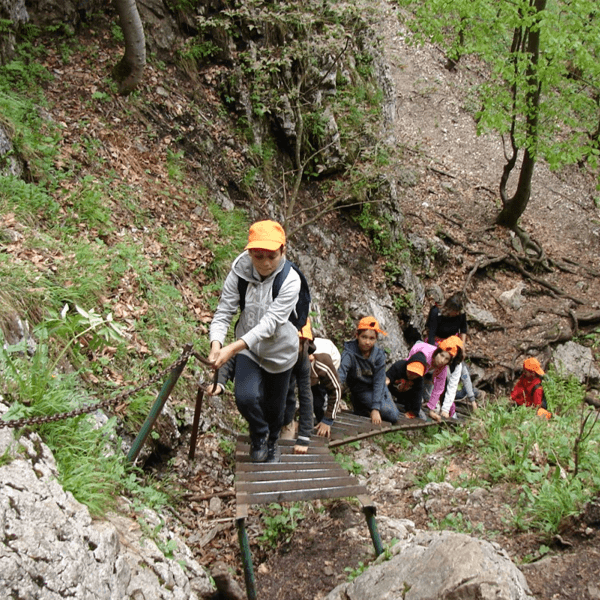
[495,0,546,230]
[496,146,536,228]
[112,0,146,95]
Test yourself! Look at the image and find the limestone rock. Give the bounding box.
[552,341,600,384]
[325,529,534,600]
[0,124,25,178]
[0,408,213,600]
[498,283,526,311]
[137,0,178,54]
[466,302,497,327]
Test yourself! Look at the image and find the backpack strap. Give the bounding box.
[237,259,292,311]
[272,260,292,300]
[532,382,547,410]
[237,276,249,312]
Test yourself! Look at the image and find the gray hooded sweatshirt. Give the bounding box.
[209,251,301,373]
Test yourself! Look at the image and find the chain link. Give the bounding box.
[0,346,196,430]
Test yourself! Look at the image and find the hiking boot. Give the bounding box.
[266,440,281,463]
[250,437,268,463]
[280,421,296,440]
[475,390,487,404]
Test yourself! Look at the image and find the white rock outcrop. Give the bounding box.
[0,409,213,600]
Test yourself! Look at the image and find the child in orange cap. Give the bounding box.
[386,352,429,417]
[281,318,315,453]
[511,357,549,414]
[338,316,400,424]
[209,220,301,463]
[406,336,458,421]
[425,291,484,412]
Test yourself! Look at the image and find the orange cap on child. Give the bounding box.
[357,316,387,336]
[438,335,463,357]
[523,357,544,376]
[245,220,286,251]
[299,318,313,340]
[406,361,425,377]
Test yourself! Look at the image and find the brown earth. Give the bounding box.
[24,3,600,600]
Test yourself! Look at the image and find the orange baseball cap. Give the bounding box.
[299,318,313,340]
[438,335,463,357]
[406,361,425,377]
[523,357,544,376]
[357,316,387,336]
[245,220,286,251]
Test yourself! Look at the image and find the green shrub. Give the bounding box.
[259,502,305,548]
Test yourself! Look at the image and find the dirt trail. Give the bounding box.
[376,1,600,392]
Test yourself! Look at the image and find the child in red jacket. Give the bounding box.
[511,358,550,417]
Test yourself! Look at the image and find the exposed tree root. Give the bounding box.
[462,254,509,293]
[513,225,545,261]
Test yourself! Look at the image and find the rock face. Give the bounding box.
[0,0,28,63]
[0,122,25,178]
[0,410,213,600]
[295,246,411,361]
[325,526,534,600]
[552,341,600,385]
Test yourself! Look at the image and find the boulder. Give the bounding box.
[498,283,525,311]
[466,302,497,327]
[325,528,534,600]
[0,405,213,600]
[552,341,600,384]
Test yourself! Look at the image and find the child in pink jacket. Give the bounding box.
[408,336,461,420]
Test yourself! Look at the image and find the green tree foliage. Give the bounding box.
[397,0,600,229]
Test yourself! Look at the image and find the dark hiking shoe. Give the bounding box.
[266,440,281,463]
[250,437,268,463]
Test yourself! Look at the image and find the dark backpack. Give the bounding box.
[532,382,548,410]
[237,260,311,330]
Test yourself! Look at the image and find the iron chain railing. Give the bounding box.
[0,346,196,430]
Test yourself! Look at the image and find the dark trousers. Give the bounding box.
[350,386,400,424]
[234,354,293,444]
[389,378,423,415]
[283,348,313,441]
[312,384,328,423]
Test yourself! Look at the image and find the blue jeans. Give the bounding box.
[234,354,293,444]
[455,364,478,400]
[350,386,400,424]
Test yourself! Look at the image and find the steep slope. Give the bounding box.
[2,2,600,600]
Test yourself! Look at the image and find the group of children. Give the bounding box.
[208,219,549,464]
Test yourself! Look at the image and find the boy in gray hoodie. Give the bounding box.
[208,220,300,463]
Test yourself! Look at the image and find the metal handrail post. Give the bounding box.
[188,384,205,461]
[363,505,384,556]
[126,344,192,464]
[188,366,218,460]
[236,517,257,600]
